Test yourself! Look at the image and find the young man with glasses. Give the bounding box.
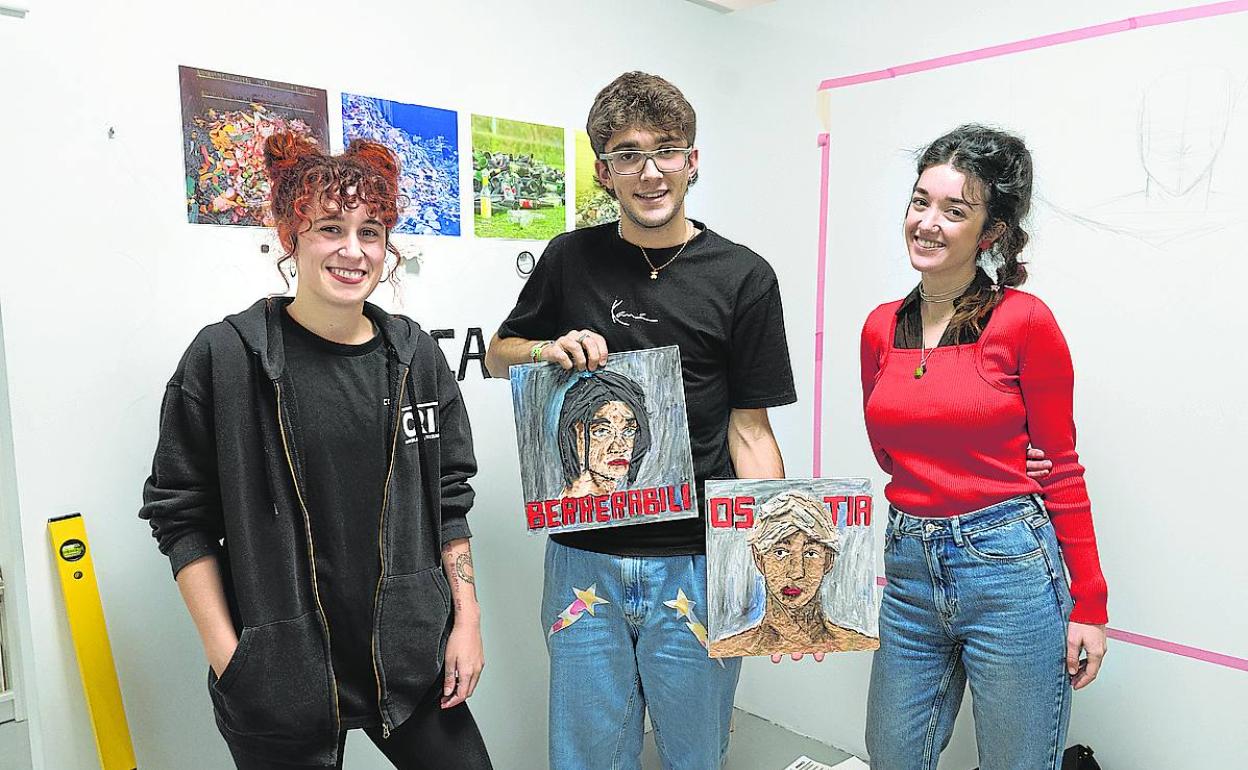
[485,71,795,769]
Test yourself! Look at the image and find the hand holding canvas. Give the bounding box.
[544,328,608,371]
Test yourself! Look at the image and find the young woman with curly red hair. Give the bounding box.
[141,134,493,769]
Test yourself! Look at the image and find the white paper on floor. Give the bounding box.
[784,757,871,770]
[782,758,836,770]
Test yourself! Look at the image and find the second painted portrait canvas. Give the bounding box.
[705,478,881,658]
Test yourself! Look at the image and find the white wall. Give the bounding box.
[3,1,1245,769]
[0,2,749,767]
[722,1,1248,768]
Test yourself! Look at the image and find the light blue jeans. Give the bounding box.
[866,495,1073,770]
[542,540,742,770]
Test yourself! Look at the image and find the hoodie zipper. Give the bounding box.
[274,381,342,736]
[369,364,409,733]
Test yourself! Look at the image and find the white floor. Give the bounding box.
[0,708,853,770]
[643,708,856,770]
[0,719,31,770]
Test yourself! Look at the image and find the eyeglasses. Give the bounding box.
[597,147,693,175]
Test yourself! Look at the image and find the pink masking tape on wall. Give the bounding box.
[875,574,1247,670]
[1105,628,1248,672]
[817,1,1248,92]
[812,133,831,478]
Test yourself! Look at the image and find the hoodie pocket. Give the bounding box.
[376,566,452,704]
[207,611,334,739]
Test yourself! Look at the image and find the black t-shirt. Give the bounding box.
[282,310,388,729]
[497,220,797,556]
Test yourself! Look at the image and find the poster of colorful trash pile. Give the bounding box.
[179,66,329,227]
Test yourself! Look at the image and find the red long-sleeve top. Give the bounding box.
[860,288,1108,624]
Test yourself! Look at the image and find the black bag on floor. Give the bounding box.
[1062,745,1100,770]
[972,745,1100,770]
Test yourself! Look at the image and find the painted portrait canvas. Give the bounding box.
[705,478,880,658]
[509,346,698,534]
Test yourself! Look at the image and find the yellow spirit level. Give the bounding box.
[49,513,137,770]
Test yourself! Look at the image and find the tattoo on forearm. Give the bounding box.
[455,552,475,585]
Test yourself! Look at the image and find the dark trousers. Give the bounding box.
[228,686,492,770]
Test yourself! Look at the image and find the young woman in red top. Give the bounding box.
[860,125,1108,770]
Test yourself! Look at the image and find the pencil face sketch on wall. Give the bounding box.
[1040,66,1247,247]
[509,346,698,534]
[705,479,880,658]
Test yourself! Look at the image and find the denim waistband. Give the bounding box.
[887,494,1047,542]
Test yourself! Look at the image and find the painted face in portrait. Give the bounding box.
[575,400,639,483]
[556,369,652,493]
[754,530,835,610]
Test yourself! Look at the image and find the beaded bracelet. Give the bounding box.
[530,340,553,363]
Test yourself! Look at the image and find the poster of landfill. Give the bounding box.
[705,478,880,658]
[341,93,461,236]
[471,114,567,240]
[575,130,620,228]
[179,66,329,227]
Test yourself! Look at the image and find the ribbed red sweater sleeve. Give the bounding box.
[1016,298,1108,624]
[859,291,1108,624]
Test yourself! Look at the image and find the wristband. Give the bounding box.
[530,340,553,363]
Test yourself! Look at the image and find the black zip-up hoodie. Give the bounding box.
[140,297,475,766]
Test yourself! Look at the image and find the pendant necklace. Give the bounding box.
[619,220,693,280]
[914,277,972,379]
[915,337,934,379]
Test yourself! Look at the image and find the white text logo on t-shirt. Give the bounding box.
[611,299,659,327]
[401,401,440,443]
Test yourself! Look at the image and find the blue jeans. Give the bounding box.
[542,540,742,770]
[866,495,1073,770]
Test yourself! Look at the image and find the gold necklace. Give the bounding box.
[618,220,693,280]
[918,276,974,303]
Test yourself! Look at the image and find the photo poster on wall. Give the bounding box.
[471,114,567,240]
[341,93,460,237]
[705,478,880,658]
[179,66,329,227]
[575,130,620,228]
[509,346,698,535]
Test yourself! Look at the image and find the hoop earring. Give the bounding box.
[379,255,398,283]
[288,260,296,278]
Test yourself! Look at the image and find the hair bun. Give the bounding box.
[344,139,400,187]
[263,132,320,181]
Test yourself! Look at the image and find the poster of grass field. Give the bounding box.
[575,130,620,228]
[471,114,567,240]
